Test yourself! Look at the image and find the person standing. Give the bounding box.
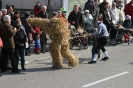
[34,1,42,17]
[110,2,119,24]
[117,0,125,23]
[68,4,84,29]
[37,5,48,53]
[84,0,94,16]
[22,12,35,56]
[1,8,7,22]
[0,15,21,73]
[14,22,27,70]
[99,0,108,13]
[124,0,133,23]
[88,14,109,64]
[101,2,112,32]
[6,5,14,25]
[93,0,100,26]
[0,11,2,22]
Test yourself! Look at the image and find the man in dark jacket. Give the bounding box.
[37,5,48,53]
[68,4,84,29]
[22,12,35,55]
[0,15,21,73]
[84,0,94,16]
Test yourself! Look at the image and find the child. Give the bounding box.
[123,15,133,29]
[91,28,100,59]
[33,26,41,54]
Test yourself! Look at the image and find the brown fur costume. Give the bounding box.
[28,18,78,68]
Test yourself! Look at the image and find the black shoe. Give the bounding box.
[102,57,109,61]
[22,68,26,70]
[88,60,96,64]
[12,70,21,74]
[1,69,8,73]
[0,74,2,77]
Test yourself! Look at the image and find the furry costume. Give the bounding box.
[28,18,78,68]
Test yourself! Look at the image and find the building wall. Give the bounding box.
[1,0,62,11]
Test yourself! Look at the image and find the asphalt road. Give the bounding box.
[0,42,133,88]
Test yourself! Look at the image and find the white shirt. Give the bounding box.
[110,8,119,23]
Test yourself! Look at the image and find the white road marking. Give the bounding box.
[82,71,129,88]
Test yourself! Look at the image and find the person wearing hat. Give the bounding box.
[0,15,21,73]
[123,15,133,29]
[58,8,67,22]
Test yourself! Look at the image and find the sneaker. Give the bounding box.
[88,60,96,64]
[102,57,109,61]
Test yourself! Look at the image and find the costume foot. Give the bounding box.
[52,65,64,69]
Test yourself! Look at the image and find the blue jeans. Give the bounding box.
[15,48,25,69]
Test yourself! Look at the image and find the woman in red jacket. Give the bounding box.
[34,1,42,17]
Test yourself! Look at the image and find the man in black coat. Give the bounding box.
[68,4,84,29]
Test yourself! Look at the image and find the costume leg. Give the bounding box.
[61,44,78,67]
[50,42,63,68]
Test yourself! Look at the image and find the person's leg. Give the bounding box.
[20,48,25,70]
[28,41,31,54]
[88,38,105,64]
[1,48,8,71]
[100,38,109,60]
[15,49,19,69]
[9,49,21,73]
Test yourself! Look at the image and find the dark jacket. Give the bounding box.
[22,18,35,42]
[93,5,100,22]
[14,28,27,49]
[37,11,49,19]
[123,20,133,29]
[99,1,107,13]
[84,1,94,16]
[101,9,112,26]
[68,11,84,29]
[0,23,16,49]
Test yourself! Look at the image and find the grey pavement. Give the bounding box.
[0,42,133,88]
